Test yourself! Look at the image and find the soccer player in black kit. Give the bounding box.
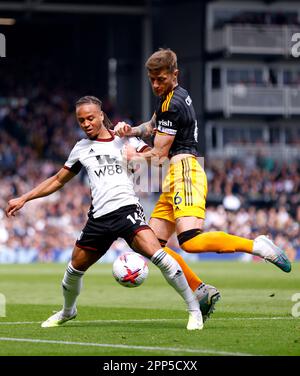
[114,48,291,320]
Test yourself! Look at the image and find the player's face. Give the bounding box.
[76,104,105,140]
[148,68,178,97]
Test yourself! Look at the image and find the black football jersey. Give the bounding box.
[155,85,199,157]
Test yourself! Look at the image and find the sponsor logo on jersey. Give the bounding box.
[157,126,177,135]
[158,119,173,128]
[96,155,118,165]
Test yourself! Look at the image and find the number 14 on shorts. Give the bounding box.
[127,212,146,225]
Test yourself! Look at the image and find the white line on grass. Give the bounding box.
[0,337,255,356]
[0,321,40,325]
[0,316,295,325]
[221,317,295,320]
[74,316,295,322]
[0,318,181,325]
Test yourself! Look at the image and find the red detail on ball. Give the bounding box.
[122,267,141,284]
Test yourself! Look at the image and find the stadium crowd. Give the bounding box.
[0,65,299,263]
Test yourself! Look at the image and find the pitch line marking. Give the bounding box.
[0,316,294,325]
[0,318,182,325]
[0,336,256,356]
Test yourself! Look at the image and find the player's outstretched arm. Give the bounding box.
[114,114,156,138]
[5,168,75,217]
[123,132,174,164]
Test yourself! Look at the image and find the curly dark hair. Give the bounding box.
[75,96,113,129]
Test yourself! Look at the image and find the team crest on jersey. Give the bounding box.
[185,96,192,106]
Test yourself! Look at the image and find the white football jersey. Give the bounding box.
[64,132,148,218]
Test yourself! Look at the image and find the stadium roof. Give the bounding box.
[0,0,149,15]
[0,0,208,17]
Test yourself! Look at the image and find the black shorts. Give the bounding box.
[76,204,150,255]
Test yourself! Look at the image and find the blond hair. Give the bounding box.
[145,48,178,73]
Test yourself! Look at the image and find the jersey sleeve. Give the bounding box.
[64,143,83,175]
[127,137,149,153]
[156,110,179,136]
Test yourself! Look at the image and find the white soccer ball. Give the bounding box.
[112,252,149,288]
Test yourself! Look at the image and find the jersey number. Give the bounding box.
[174,192,182,205]
[127,210,146,225]
[127,213,142,224]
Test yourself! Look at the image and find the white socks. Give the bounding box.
[62,262,84,316]
[151,249,200,313]
[61,252,201,320]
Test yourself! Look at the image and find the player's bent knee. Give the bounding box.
[71,245,101,271]
[177,228,203,251]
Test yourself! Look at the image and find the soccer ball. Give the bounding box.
[112,252,149,288]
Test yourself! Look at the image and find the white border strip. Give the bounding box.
[0,337,255,356]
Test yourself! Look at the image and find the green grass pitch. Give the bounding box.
[0,261,299,356]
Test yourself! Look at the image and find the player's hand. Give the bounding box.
[114,122,132,137]
[5,197,26,217]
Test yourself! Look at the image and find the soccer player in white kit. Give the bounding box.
[5,96,203,330]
